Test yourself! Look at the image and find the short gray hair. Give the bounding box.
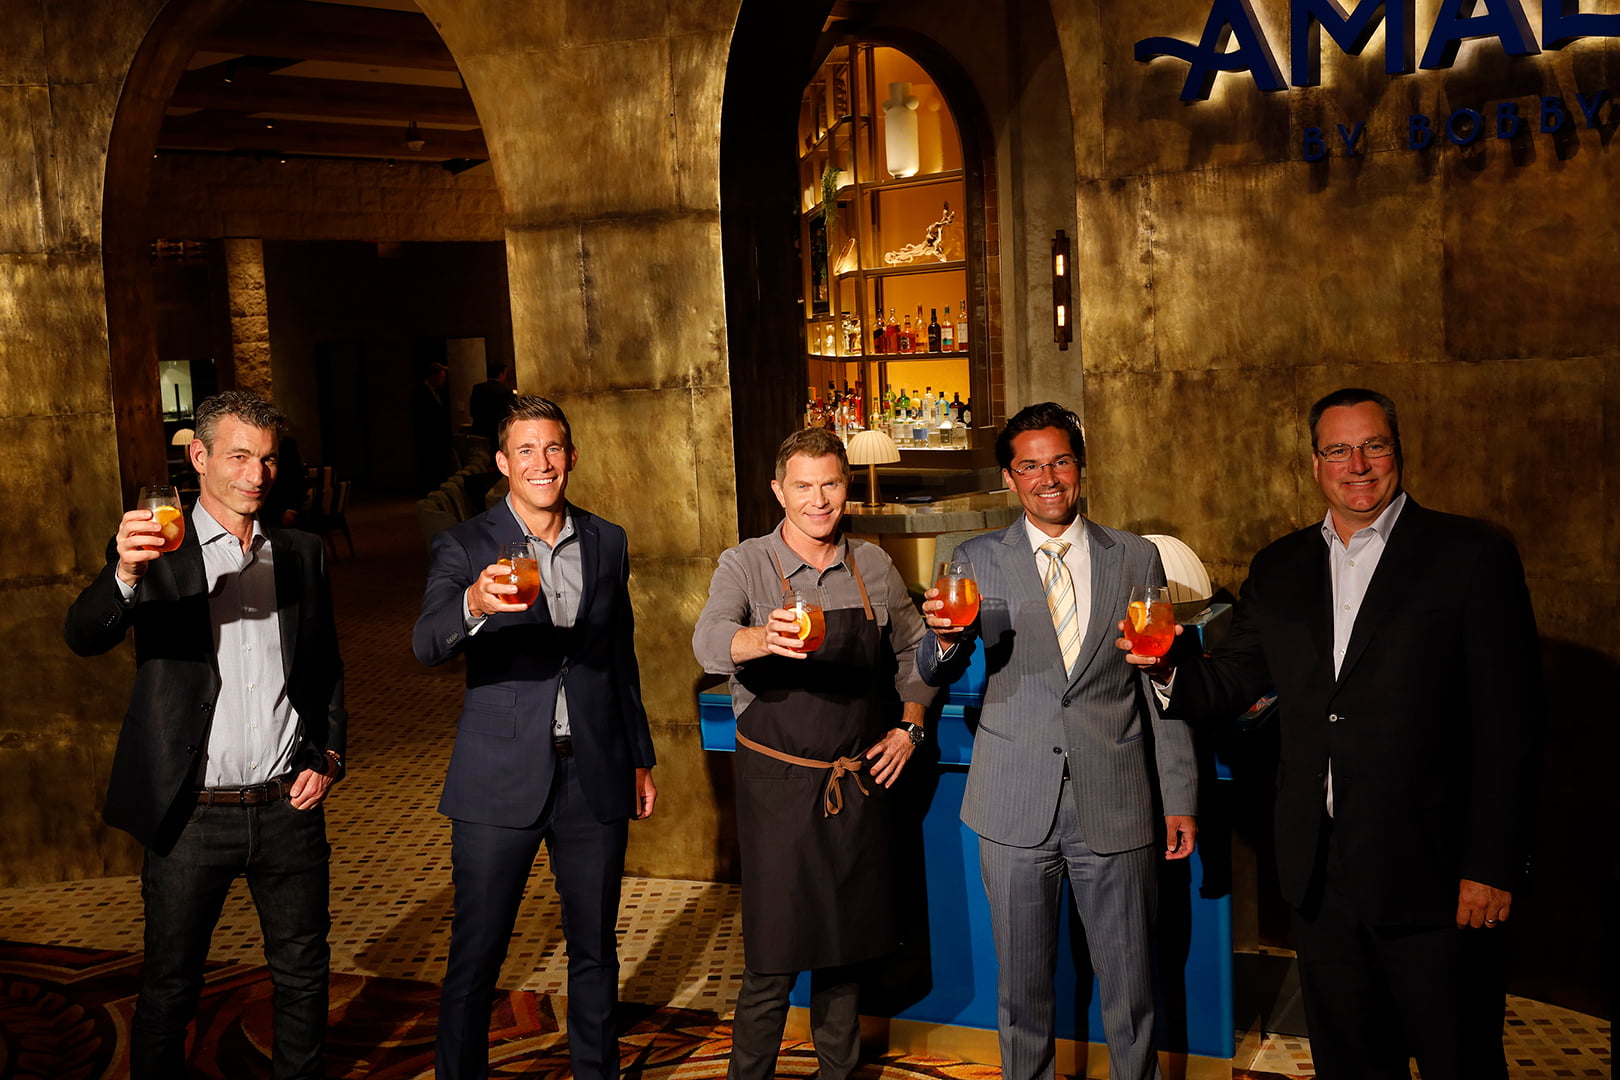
[193,391,286,450]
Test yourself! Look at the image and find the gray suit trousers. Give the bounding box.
[979,785,1160,1080]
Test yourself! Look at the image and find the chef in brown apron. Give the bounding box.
[693,427,935,1080]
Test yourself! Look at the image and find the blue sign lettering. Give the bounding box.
[1140,0,1618,100]
[1135,0,1285,101]
[1303,126,1328,160]
[1292,0,1414,85]
[1541,95,1569,132]
[1576,89,1611,127]
[1495,100,1522,137]
[1420,0,1538,70]
[1337,121,1367,154]
[1545,0,1620,50]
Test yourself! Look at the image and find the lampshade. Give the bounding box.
[1143,534,1213,618]
[846,429,900,508]
[170,427,195,446]
[846,429,901,466]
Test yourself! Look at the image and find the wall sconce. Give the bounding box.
[1052,229,1072,350]
[405,121,426,151]
[846,429,902,507]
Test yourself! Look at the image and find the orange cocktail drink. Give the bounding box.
[933,575,980,626]
[498,540,541,608]
[1124,586,1176,658]
[138,485,185,553]
[787,592,826,653]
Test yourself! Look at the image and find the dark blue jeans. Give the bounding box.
[133,799,331,1080]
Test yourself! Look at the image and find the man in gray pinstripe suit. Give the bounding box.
[918,402,1197,1080]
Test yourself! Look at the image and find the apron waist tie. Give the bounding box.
[735,731,870,816]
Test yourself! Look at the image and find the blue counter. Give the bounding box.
[700,629,1235,1077]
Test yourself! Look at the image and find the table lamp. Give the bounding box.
[846,429,901,507]
[1143,533,1213,620]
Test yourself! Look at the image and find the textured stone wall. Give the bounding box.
[422,0,745,879]
[0,0,176,885]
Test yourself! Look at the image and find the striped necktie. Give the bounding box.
[1040,539,1081,675]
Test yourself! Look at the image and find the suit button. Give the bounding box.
[560,666,568,677]
[186,744,200,755]
[1328,713,1338,723]
[1061,695,1071,707]
[1052,746,1062,754]
[200,702,212,713]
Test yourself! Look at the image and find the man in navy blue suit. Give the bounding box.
[414,394,657,1080]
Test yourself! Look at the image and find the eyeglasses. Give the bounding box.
[1008,455,1079,478]
[1314,439,1397,463]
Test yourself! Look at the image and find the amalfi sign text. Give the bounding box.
[1136,0,1619,102]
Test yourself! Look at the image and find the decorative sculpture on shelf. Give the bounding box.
[884,202,956,266]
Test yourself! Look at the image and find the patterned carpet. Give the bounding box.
[0,940,1012,1080]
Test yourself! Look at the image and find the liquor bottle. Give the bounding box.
[852,380,865,428]
[804,386,819,429]
[883,308,900,354]
[941,306,955,351]
[952,391,964,423]
[899,312,914,353]
[927,308,942,352]
[889,398,910,445]
[911,407,927,447]
[956,301,968,351]
[873,324,886,354]
[922,387,937,424]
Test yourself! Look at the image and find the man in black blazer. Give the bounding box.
[414,394,657,1080]
[1127,388,1540,1080]
[64,391,347,1080]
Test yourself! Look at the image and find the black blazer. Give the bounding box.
[412,502,655,827]
[1170,499,1541,925]
[63,523,347,854]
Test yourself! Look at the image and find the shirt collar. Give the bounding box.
[771,521,846,576]
[504,496,575,546]
[1023,514,1088,555]
[1320,491,1408,549]
[191,500,265,550]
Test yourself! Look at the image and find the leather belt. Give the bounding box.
[735,731,869,817]
[553,735,574,758]
[195,775,294,807]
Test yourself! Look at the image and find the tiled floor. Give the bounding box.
[4,496,1608,1078]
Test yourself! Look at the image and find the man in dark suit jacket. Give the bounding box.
[1128,388,1540,1080]
[919,403,1197,1080]
[414,394,657,1080]
[64,391,347,1080]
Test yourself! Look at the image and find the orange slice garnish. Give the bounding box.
[794,611,813,640]
[1128,601,1150,632]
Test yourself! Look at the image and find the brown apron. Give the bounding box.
[733,549,897,973]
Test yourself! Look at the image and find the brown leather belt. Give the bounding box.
[735,731,869,817]
[195,775,294,807]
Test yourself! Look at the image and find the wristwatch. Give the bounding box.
[899,722,926,746]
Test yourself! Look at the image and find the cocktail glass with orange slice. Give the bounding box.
[786,589,826,653]
[496,540,541,608]
[1124,585,1176,658]
[932,558,980,627]
[138,485,185,553]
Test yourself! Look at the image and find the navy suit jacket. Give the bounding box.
[63,523,347,854]
[1168,499,1541,924]
[413,501,654,827]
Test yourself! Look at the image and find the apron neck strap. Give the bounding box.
[770,541,875,622]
